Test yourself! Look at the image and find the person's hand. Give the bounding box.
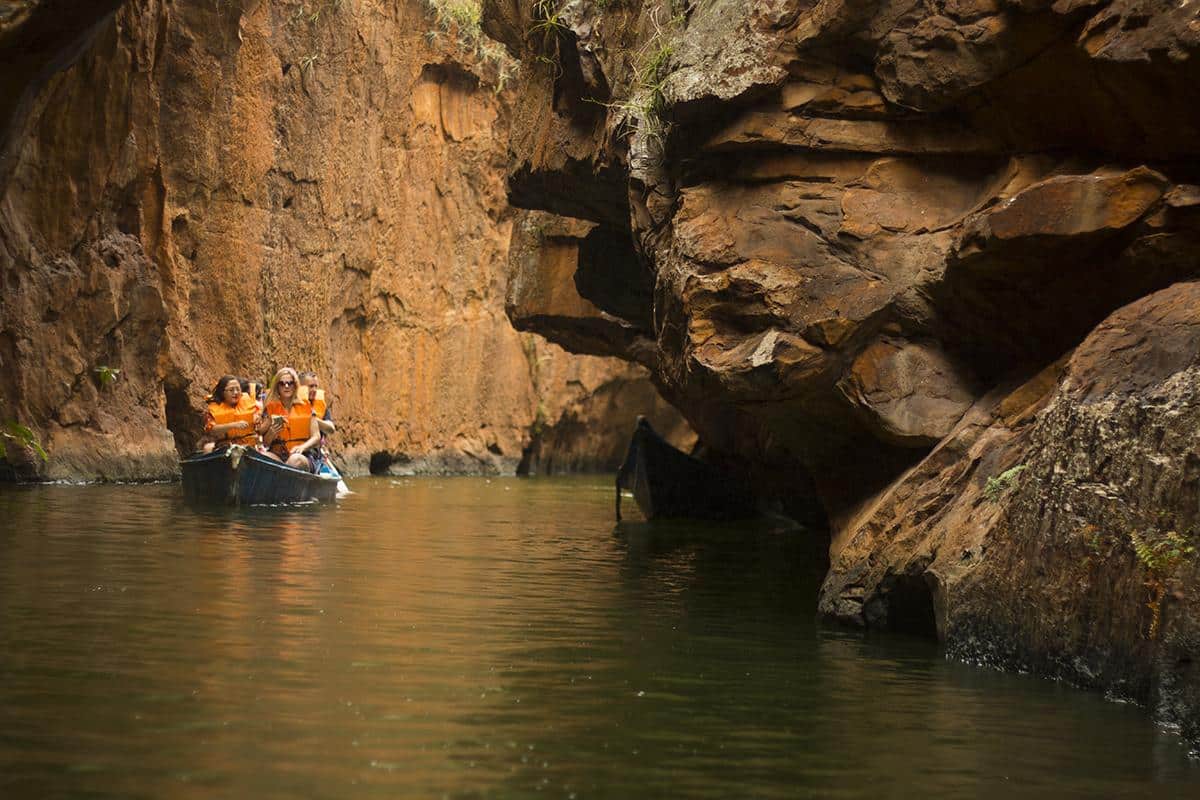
[232,421,250,431]
[269,417,284,433]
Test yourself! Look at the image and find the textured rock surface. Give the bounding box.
[484,0,1200,744]
[0,0,688,479]
[518,355,696,475]
[821,283,1200,748]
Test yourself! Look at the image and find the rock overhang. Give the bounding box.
[483,0,1200,523]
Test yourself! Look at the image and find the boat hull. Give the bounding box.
[181,448,338,506]
[616,418,756,521]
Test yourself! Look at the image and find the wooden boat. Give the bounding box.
[181,446,338,506]
[615,417,757,521]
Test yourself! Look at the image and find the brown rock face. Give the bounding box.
[0,0,687,479]
[484,0,1200,743]
[822,282,1200,746]
[837,338,977,448]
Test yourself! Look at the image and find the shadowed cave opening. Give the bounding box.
[163,377,202,457]
[865,574,939,640]
[885,575,939,639]
[369,450,411,475]
[574,225,653,329]
[369,451,394,475]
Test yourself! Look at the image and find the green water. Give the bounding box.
[0,476,1196,798]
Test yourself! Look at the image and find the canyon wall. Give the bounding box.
[0,0,688,480]
[480,0,1200,746]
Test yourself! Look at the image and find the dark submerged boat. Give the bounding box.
[181,446,338,506]
[615,417,757,521]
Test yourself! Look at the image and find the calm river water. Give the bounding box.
[1,477,1197,798]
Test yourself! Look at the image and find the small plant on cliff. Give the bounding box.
[983,463,1027,502]
[519,335,552,439]
[591,3,679,146]
[286,0,345,84]
[427,0,480,31]
[531,401,549,439]
[292,0,343,26]
[1129,529,1196,639]
[94,366,121,388]
[521,334,544,391]
[531,0,568,35]
[525,1,570,79]
[1130,529,1195,574]
[0,420,48,465]
[423,0,517,91]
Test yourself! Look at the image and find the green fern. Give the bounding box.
[1130,529,1195,574]
[0,420,48,464]
[1129,528,1195,639]
[983,464,1027,502]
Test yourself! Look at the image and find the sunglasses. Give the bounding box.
[278,380,296,387]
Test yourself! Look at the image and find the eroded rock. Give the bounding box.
[506,212,656,365]
[837,338,977,447]
[822,283,1200,746]
[485,0,1200,506]
[485,0,1200,744]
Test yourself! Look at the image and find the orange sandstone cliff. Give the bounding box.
[0,0,688,480]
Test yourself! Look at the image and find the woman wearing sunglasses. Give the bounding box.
[261,366,321,472]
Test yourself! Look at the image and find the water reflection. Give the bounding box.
[0,478,1197,799]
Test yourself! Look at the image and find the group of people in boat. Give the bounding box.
[200,367,335,474]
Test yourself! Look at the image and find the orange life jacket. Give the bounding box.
[265,398,315,452]
[206,396,259,446]
[300,387,327,419]
[246,382,265,413]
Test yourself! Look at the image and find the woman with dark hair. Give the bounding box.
[199,375,261,453]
